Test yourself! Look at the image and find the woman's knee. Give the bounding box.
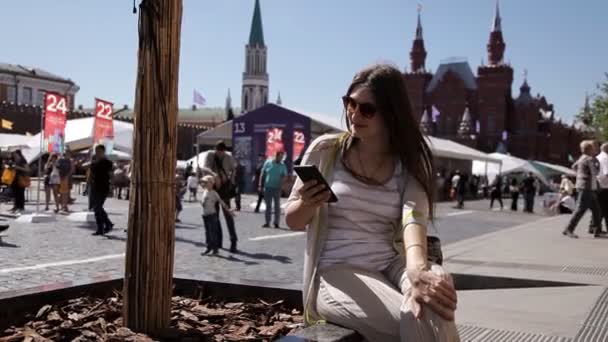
[400,307,460,342]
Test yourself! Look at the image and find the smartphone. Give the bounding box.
[293,165,338,203]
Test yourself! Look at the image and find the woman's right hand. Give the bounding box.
[408,266,457,321]
[298,180,331,208]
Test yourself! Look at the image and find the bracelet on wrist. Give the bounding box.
[405,243,425,252]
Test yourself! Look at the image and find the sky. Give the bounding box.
[2,0,606,124]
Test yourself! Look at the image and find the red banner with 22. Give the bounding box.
[94,98,114,145]
[293,130,305,161]
[43,92,68,153]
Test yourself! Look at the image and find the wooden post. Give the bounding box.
[123,0,182,334]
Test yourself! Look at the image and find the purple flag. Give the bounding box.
[502,130,508,141]
[193,89,206,106]
[431,106,440,123]
[475,120,480,133]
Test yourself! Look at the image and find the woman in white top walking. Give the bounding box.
[286,64,459,341]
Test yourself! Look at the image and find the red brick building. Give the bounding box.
[405,4,585,166]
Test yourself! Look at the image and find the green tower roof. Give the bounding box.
[248,0,265,46]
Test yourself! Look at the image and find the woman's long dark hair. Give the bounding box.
[344,64,436,219]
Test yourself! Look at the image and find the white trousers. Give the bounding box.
[314,261,461,342]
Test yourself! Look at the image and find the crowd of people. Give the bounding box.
[440,169,540,213]
[0,146,127,236]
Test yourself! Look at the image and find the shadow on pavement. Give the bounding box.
[0,241,20,248]
[175,223,200,230]
[207,253,260,266]
[230,250,293,264]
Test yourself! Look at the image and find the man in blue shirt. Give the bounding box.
[259,151,288,228]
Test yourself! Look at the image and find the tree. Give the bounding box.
[591,73,608,141]
[574,73,608,141]
[123,0,182,335]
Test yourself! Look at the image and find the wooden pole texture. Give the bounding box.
[123,0,182,334]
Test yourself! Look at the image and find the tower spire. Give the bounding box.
[249,0,265,47]
[492,0,502,32]
[409,4,427,72]
[415,4,423,40]
[486,0,506,65]
[276,92,282,105]
[225,88,232,111]
[242,0,269,113]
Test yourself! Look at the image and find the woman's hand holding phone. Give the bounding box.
[298,180,331,208]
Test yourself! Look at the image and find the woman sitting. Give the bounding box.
[286,64,460,341]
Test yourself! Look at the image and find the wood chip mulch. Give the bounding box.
[0,292,304,341]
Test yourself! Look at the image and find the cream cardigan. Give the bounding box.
[287,133,435,325]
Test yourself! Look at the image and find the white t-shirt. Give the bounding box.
[319,162,430,272]
[187,175,199,189]
[451,175,460,188]
[597,152,608,189]
[201,189,221,216]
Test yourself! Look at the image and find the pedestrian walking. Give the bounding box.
[187,172,199,202]
[522,172,536,213]
[260,151,288,228]
[234,162,246,211]
[203,141,239,253]
[509,178,519,211]
[563,140,604,238]
[253,154,265,213]
[90,145,114,236]
[490,175,504,209]
[200,175,234,255]
[44,154,61,213]
[57,151,74,213]
[8,150,30,213]
[596,143,608,233]
[455,171,467,209]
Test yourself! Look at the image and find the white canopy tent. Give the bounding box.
[0,133,36,151]
[21,117,134,162]
[472,152,549,185]
[197,120,234,147]
[426,136,501,164]
[532,160,576,178]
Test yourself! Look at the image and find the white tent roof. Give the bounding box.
[427,137,501,164]
[22,117,133,162]
[197,120,233,146]
[473,152,548,184]
[0,133,36,150]
[534,160,576,177]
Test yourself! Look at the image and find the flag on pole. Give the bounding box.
[1,119,13,130]
[193,89,206,106]
[431,106,440,123]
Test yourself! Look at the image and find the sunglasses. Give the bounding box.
[342,95,377,119]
